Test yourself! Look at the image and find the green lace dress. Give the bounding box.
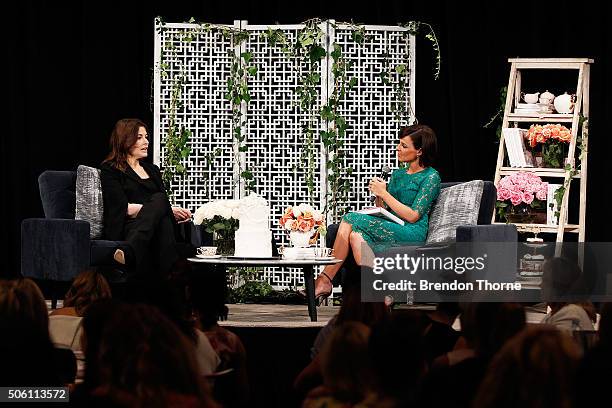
[342,167,441,253]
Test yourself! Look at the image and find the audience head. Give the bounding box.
[0,278,61,385]
[336,285,389,327]
[320,321,372,404]
[103,118,149,171]
[63,269,112,316]
[542,257,588,303]
[460,302,525,359]
[397,124,437,167]
[368,312,427,403]
[473,326,580,408]
[0,278,49,339]
[87,303,216,407]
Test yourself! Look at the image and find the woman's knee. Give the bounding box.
[349,231,362,247]
[339,220,352,236]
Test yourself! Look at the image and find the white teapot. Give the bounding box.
[522,92,540,104]
[539,90,555,104]
[554,92,575,114]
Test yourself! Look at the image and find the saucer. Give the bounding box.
[196,254,222,259]
[315,256,336,261]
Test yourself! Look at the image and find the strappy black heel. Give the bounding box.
[314,271,333,306]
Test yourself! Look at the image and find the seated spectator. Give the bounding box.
[473,326,580,408]
[129,278,220,376]
[302,322,373,408]
[294,285,388,396]
[417,302,525,408]
[49,269,112,353]
[575,302,612,406]
[71,299,127,401]
[74,302,218,407]
[191,283,249,406]
[0,278,72,385]
[422,302,461,366]
[367,312,428,407]
[541,257,596,331]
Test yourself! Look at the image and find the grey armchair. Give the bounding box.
[21,170,203,304]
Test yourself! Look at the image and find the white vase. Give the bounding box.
[290,231,312,247]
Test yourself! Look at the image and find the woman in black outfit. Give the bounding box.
[100,118,193,277]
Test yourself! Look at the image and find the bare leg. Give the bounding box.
[313,220,353,297]
[349,232,375,268]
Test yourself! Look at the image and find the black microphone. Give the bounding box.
[369,165,391,206]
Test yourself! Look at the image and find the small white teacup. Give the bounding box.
[197,246,217,256]
[314,247,333,258]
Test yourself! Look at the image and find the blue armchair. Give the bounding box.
[325,181,518,289]
[21,170,203,304]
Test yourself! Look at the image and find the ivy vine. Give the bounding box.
[262,19,326,204]
[484,86,508,139]
[155,17,257,197]
[552,115,588,221]
[379,21,441,125]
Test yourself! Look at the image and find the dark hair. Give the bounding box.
[398,124,438,167]
[102,118,148,171]
[0,278,49,339]
[473,326,580,408]
[63,270,112,316]
[91,303,217,407]
[336,285,389,327]
[460,302,526,359]
[0,279,62,385]
[320,322,373,404]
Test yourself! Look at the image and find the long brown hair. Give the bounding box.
[0,278,49,340]
[102,118,148,171]
[93,304,218,408]
[63,270,112,316]
[473,326,580,408]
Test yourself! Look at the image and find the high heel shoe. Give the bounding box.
[298,271,333,306]
[314,271,333,306]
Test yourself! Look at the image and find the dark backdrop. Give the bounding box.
[5,0,611,277]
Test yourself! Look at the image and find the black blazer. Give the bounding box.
[99,161,173,241]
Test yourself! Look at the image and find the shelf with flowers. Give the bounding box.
[194,200,241,255]
[278,204,325,248]
[495,172,548,224]
[525,123,572,168]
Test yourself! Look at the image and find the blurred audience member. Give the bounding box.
[541,257,596,331]
[0,279,70,385]
[48,270,112,353]
[366,312,428,407]
[74,302,218,407]
[294,285,388,396]
[417,302,526,408]
[303,322,373,408]
[473,326,580,408]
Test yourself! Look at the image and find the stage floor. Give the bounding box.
[219,304,339,328]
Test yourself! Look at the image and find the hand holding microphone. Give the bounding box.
[369,165,391,205]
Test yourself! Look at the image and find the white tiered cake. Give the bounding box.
[234,193,272,257]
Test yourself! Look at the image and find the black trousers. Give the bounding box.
[123,192,190,278]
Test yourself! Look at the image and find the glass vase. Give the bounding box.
[505,204,535,224]
[213,230,236,256]
[542,142,565,168]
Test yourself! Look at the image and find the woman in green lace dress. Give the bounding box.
[314,125,441,301]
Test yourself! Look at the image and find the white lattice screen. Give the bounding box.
[154,20,415,289]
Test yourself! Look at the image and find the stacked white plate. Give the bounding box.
[514,103,555,114]
[283,247,316,260]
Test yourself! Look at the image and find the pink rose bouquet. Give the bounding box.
[496,172,548,223]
